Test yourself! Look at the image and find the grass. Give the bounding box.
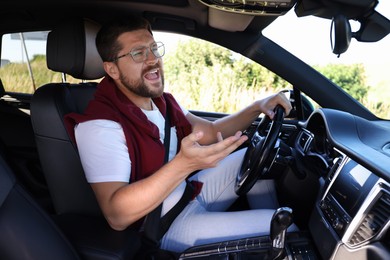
[0,55,88,93]
[1,55,388,119]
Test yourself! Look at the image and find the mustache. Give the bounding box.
[142,65,161,75]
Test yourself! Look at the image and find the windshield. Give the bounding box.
[263,1,390,120]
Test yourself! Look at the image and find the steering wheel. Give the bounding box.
[235,106,285,196]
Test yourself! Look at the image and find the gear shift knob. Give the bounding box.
[267,207,293,260]
[270,207,293,247]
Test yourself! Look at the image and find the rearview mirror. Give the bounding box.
[330,15,352,56]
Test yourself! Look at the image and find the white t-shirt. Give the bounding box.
[75,101,189,215]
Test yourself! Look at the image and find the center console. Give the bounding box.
[179,207,318,260]
[320,157,380,238]
[310,155,390,259]
[179,232,317,259]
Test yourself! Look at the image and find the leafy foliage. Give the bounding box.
[164,39,289,113]
[1,40,387,118]
[314,63,368,101]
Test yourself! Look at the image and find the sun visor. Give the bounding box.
[208,8,254,31]
[198,0,296,16]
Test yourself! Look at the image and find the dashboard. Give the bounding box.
[179,108,390,260]
[296,108,390,259]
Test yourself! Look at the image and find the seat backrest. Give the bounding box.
[0,78,5,97]
[0,154,80,259]
[30,18,105,216]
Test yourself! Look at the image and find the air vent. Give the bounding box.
[348,192,390,246]
[297,130,313,152]
[328,157,342,181]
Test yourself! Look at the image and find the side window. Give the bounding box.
[155,32,305,114]
[0,31,53,94]
[0,31,97,95]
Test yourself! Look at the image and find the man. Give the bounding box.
[65,15,293,253]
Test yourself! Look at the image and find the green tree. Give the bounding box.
[314,63,368,101]
[164,39,289,112]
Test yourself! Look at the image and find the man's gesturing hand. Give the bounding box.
[176,130,248,174]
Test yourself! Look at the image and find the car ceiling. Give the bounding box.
[1,0,387,45]
[0,0,277,35]
[0,0,384,33]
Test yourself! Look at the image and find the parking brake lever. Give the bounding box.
[266,207,293,260]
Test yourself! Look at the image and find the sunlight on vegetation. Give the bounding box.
[1,39,388,119]
[0,55,89,93]
[163,39,389,118]
[164,39,288,113]
[314,63,390,118]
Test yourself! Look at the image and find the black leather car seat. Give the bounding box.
[31,18,104,217]
[0,78,52,212]
[30,18,141,259]
[0,154,80,259]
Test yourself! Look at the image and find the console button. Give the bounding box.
[332,218,344,230]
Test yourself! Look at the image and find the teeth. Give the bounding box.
[148,69,158,74]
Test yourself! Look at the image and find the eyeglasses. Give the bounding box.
[112,42,165,63]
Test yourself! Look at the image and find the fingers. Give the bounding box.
[276,92,292,116]
[180,131,248,170]
[265,109,275,119]
[211,131,248,157]
[261,92,292,119]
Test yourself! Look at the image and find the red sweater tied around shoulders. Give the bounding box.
[64,76,193,183]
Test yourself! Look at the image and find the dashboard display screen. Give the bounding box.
[329,159,378,217]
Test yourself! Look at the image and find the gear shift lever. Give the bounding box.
[266,207,293,260]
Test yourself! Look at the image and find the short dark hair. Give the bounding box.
[96,15,153,62]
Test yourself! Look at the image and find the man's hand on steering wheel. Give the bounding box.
[235,95,290,196]
[257,92,292,119]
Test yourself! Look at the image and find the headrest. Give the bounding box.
[47,18,105,80]
[0,79,5,97]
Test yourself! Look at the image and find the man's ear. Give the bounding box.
[103,62,119,79]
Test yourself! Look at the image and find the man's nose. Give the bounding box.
[144,50,159,65]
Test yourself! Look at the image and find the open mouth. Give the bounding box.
[144,68,160,81]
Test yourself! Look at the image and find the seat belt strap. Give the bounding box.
[143,105,172,245]
[159,180,195,238]
[144,103,171,245]
[143,106,201,245]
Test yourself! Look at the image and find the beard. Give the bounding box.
[118,66,164,98]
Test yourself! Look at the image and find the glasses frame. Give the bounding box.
[111,41,165,63]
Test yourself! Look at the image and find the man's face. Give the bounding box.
[114,29,164,98]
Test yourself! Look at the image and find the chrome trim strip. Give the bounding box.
[320,153,348,202]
